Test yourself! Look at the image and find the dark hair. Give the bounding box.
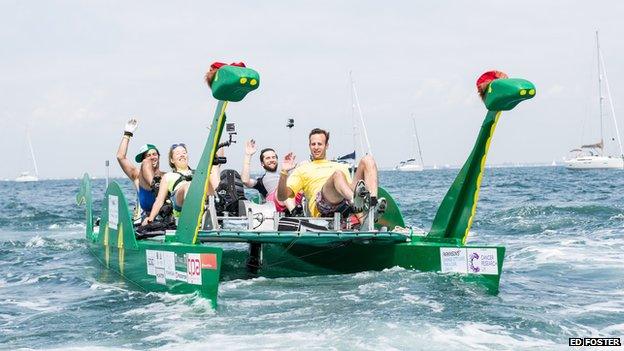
[168,144,188,170]
[309,128,330,143]
[142,149,160,161]
[259,148,276,163]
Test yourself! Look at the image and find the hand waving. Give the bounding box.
[124,118,138,134]
[245,139,257,156]
[282,152,297,171]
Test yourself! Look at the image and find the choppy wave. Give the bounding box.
[1,169,624,350]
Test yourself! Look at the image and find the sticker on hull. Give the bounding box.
[439,247,499,275]
[440,247,468,274]
[186,253,202,285]
[108,195,118,230]
[466,248,499,275]
[146,250,195,284]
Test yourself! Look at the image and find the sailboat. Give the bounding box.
[565,31,624,170]
[396,117,424,171]
[334,71,373,176]
[15,129,39,182]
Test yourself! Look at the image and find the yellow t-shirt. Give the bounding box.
[286,160,352,217]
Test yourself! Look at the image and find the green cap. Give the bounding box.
[135,144,159,163]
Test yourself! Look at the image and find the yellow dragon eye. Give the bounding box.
[520,90,527,96]
[239,77,248,84]
[529,89,535,95]
[250,79,257,86]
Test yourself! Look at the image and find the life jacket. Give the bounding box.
[215,169,246,216]
[171,169,194,193]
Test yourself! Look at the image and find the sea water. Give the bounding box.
[0,168,622,350]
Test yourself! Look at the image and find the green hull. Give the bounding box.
[77,68,534,308]
[78,175,505,307]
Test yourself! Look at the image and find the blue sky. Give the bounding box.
[1,1,623,178]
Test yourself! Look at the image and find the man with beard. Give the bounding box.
[241,139,301,213]
[277,128,386,226]
[116,118,164,218]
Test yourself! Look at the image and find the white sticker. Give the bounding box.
[175,270,188,282]
[155,267,166,285]
[440,247,468,274]
[108,195,118,230]
[154,250,165,270]
[186,253,202,285]
[146,250,156,275]
[164,251,176,280]
[466,248,499,275]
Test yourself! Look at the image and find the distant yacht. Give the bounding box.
[15,171,38,182]
[396,117,424,172]
[15,129,39,182]
[565,31,624,170]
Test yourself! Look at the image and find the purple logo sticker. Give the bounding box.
[469,252,480,273]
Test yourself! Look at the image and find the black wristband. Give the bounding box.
[124,131,133,137]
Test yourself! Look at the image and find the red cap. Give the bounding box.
[210,62,227,70]
[476,70,508,97]
[210,61,246,70]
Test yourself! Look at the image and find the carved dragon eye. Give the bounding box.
[529,89,535,95]
[520,90,527,96]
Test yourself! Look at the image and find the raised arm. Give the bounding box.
[209,147,224,194]
[277,152,296,201]
[241,139,257,187]
[116,118,139,181]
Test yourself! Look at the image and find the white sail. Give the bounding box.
[565,31,624,170]
[15,128,39,182]
[396,116,425,172]
[350,72,373,158]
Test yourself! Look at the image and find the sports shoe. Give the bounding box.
[358,197,387,231]
[374,197,387,222]
[351,180,370,213]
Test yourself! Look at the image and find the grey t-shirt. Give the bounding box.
[252,171,280,197]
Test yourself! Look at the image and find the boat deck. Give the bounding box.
[197,230,409,245]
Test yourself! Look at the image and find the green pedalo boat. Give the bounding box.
[77,65,536,307]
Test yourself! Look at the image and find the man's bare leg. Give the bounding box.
[320,171,354,204]
[351,155,378,197]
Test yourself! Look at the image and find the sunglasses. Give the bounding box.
[170,143,187,150]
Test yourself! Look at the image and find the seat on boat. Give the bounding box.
[238,200,279,231]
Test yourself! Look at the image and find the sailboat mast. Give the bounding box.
[412,116,424,167]
[27,129,39,177]
[349,71,360,160]
[350,74,373,157]
[596,31,604,156]
[598,39,624,164]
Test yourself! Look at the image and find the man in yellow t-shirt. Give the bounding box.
[277,128,384,218]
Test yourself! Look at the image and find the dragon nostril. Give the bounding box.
[520,90,527,96]
[529,89,535,95]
